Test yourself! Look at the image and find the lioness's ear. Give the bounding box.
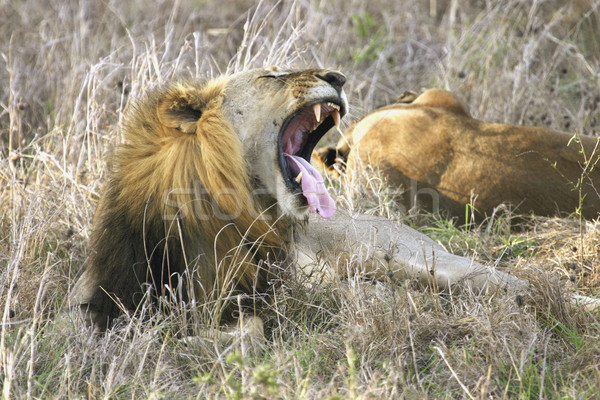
[157,87,204,134]
[397,90,418,104]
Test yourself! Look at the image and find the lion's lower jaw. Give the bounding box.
[277,191,310,220]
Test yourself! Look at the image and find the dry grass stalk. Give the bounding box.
[1,0,600,398]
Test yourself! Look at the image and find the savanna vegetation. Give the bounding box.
[1,0,600,398]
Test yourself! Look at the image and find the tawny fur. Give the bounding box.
[72,70,600,330]
[316,89,600,220]
[72,77,291,327]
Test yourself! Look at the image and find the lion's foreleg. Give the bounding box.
[302,212,524,294]
[301,212,600,309]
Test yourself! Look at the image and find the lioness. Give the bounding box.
[71,69,597,329]
[316,89,600,220]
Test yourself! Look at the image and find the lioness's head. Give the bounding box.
[156,67,348,221]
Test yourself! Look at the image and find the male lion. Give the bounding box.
[71,69,598,329]
[316,89,600,220]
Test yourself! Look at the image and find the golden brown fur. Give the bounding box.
[72,72,600,330]
[71,74,297,327]
[316,89,600,220]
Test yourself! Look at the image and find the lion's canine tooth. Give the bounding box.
[313,103,321,123]
[295,171,303,183]
[332,109,341,128]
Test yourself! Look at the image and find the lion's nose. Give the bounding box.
[317,71,346,90]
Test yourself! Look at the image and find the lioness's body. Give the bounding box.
[71,72,597,329]
[319,89,600,219]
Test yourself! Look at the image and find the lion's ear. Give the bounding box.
[157,88,204,134]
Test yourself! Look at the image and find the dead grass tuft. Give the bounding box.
[2,0,600,398]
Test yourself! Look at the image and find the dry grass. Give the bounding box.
[2,0,600,398]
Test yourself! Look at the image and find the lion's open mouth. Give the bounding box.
[279,100,344,219]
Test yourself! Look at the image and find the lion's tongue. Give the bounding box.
[285,154,336,219]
